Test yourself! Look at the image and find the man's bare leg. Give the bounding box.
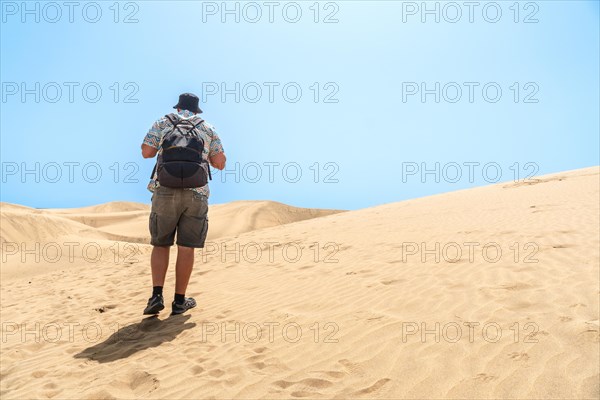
[151,246,170,286]
[175,245,195,295]
[143,246,170,315]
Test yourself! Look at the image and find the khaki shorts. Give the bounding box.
[149,186,209,248]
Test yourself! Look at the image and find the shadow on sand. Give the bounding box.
[74,314,195,363]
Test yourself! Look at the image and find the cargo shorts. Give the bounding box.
[149,186,209,248]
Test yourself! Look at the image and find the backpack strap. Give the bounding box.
[185,118,205,138]
[164,113,179,127]
[150,114,179,178]
[189,118,212,181]
[167,113,204,136]
[150,163,157,180]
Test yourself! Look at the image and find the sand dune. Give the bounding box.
[208,200,344,239]
[1,167,598,399]
[0,200,342,280]
[1,200,341,242]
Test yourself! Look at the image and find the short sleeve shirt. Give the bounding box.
[142,109,224,197]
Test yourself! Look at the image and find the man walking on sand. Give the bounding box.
[140,93,226,315]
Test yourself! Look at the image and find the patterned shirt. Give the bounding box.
[142,109,224,197]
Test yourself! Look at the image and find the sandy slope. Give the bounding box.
[0,167,598,399]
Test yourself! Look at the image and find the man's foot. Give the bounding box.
[143,294,165,315]
[171,297,197,315]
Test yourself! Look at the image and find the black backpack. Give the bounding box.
[151,113,211,188]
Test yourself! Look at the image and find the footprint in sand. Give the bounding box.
[191,365,205,375]
[245,354,265,363]
[321,371,345,379]
[570,303,587,308]
[252,361,268,370]
[215,310,232,319]
[353,378,391,395]
[473,373,498,382]
[127,371,159,393]
[581,322,600,343]
[338,359,362,375]
[273,369,346,393]
[272,380,295,389]
[290,391,316,398]
[273,377,334,397]
[93,304,117,313]
[253,347,268,354]
[508,352,530,362]
[497,283,534,291]
[297,378,333,389]
[208,369,225,378]
[503,176,566,188]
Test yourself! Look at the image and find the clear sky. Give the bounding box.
[1,0,598,210]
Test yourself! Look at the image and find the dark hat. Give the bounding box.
[173,93,203,114]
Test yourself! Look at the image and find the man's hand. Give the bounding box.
[141,144,158,159]
[210,152,226,170]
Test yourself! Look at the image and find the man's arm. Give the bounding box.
[209,152,226,170]
[141,118,164,158]
[206,123,226,170]
[141,144,158,158]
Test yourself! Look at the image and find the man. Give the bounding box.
[141,93,226,315]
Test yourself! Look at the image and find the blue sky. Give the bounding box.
[1,0,598,210]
